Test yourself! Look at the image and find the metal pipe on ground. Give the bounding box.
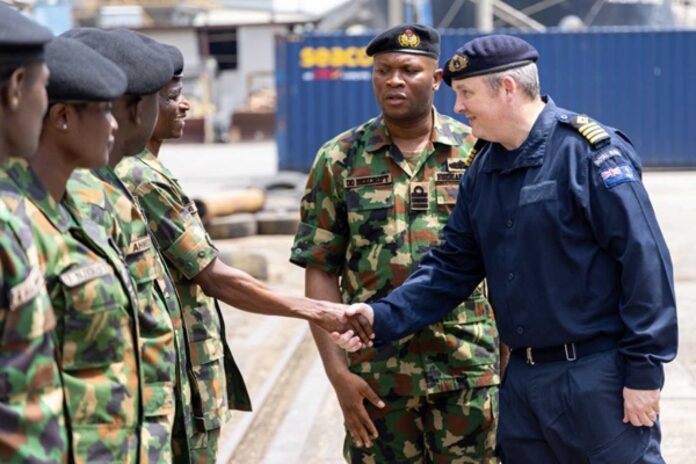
[194,188,266,223]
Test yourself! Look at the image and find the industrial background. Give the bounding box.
[9,1,696,462]
[276,28,696,171]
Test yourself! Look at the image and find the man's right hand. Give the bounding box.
[331,303,375,351]
[332,371,385,448]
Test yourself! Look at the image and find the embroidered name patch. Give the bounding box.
[593,147,623,167]
[126,236,152,256]
[344,173,392,189]
[435,172,462,183]
[446,159,467,172]
[10,267,45,311]
[600,165,637,189]
[60,262,112,288]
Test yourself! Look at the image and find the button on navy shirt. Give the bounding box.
[372,97,678,390]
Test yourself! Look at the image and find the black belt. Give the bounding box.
[512,334,619,365]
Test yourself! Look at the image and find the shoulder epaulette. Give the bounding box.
[563,114,610,148]
[464,138,487,168]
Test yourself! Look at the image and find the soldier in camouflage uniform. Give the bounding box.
[291,24,499,463]
[59,28,205,463]
[0,8,66,463]
[0,37,144,463]
[115,41,363,462]
[61,28,201,463]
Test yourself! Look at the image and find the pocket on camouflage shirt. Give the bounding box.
[60,263,131,371]
[439,302,498,369]
[346,186,395,243]
[435,184,459,220]
[125,237,160,285]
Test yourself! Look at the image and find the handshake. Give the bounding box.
[315,302,375,352]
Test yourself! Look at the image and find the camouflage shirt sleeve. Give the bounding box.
[290,141,349,274]
[0,209,65,464]
[132,178,217,281]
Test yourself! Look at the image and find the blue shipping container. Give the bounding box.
[276,29,696,171]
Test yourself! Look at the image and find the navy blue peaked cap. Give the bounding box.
[443,34,538,86]
[60,28,172,96]
[366,23,440,59]
[46,37,127,102]
[0,3,53,64]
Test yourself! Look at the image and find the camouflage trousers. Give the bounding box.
[344,386,499,464]
[172,421,221,464]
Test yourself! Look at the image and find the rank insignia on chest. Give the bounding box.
[446,159,467,172]
[435,172,462,183]
[344,173,392,189]
[410,182,430,211]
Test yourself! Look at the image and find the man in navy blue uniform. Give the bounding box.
[336,34,678,463]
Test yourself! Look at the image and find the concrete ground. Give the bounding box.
[160,143,696,463]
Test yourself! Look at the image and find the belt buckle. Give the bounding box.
[525,347,535,365]
[564,343,577,361]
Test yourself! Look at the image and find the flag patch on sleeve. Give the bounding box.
[600,165,637,189]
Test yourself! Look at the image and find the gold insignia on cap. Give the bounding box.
[397,28,421,48]
[448,54,468,72]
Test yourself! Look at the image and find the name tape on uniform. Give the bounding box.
[592,147,622,167]
[9,267,45,311]
[126,236,152,256]
[60,262,112,288]
[435,172,462,183]
[344,173,392,189]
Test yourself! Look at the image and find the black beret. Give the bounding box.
[443,34,539,86]
[366,24,440,59]
[134,32,184,78]
[0,3,53,65]
[162,44,184,78]
[45,37,127,102]
[60,28,172,96]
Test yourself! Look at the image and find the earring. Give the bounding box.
[61,123,67,130]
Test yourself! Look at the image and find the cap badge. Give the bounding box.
[448,54,468,72]
[398,29,421,48]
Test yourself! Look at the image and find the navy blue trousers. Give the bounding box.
[497,349,664,464]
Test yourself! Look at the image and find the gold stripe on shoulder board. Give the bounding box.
[572,115,610,147]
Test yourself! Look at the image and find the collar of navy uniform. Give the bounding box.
[484,96,556,174]
[6,159,72,233]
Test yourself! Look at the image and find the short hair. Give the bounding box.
[482,62,540,99]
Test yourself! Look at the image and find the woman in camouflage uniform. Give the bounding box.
[0,5,66,463]
[0,37,146,463]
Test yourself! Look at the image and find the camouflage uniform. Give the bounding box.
[291,111,500,463]
[0,159,142,464]
[0,190,66,464]
[115,149,252,462]
[67,166,194,463]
